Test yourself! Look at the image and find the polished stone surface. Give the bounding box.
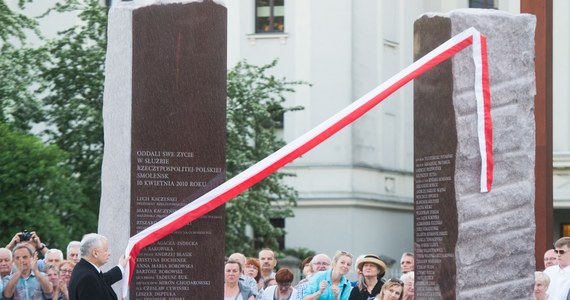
[100,1,227,299]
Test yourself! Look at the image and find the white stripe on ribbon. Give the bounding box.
[121,27,493,299]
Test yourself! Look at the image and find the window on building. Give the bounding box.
[469,0,497,9]
[270,218,285,250]
[255,0,285,33]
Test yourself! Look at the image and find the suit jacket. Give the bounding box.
[69,258,122,300]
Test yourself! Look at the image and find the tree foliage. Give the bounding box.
[36,0,108,222]
[0,0,38,43]
[1,0,306,255]
[225,60,305,256]
[0,0,102,245]
[0,122,94,249]
[0,0,44,132]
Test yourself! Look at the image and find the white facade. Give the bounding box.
[227,0,570,271]
[553,0,570,208]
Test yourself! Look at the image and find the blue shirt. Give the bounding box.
[303,270,352,300]
[3,271,53,300]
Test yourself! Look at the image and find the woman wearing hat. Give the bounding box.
[348,254,387,300]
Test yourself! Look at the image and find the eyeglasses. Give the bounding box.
[386,278,404,286]
[60,269,73,274]
[313,262,330,266]
[554,249,568,255]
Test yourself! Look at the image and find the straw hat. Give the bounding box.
[356,254,387,273]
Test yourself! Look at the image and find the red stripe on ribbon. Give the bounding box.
[122,27,493,299]
[480,35,494,192]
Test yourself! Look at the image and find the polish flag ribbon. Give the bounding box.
[122,26,493,299]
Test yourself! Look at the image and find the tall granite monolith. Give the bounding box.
[98,1,227,299]
[414,10,536,299]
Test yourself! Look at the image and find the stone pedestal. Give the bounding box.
[414,10,536,299]
[99,1,227,299]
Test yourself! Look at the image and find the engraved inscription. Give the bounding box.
[414,153,454,298]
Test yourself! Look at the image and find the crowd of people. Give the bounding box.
[0,231,126,300]
[535,236,570,300]
[7,230,568,299]
[224,249,415,300]
[0,230,415,300]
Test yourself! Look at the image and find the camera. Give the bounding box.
[19,230,33,241]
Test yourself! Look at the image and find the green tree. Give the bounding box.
[225,60,304,257]
[0,0,37,43]
[0,0,45,132]
[36,0,108,221]
[1,0,306,254]
[0,0,100,243]
[0,122,94,249]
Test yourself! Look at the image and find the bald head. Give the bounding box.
[544,249,557,269]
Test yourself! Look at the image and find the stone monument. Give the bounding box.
[414,10,536,299]
[99,1,227,299]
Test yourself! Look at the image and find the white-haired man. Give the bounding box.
[67,241,81,263]
[296,253,331,299]
[400,252,414,274]
[38,248,64,271]
[0,248,12,278]
[68,233,127,300]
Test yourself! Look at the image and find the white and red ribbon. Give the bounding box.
[121,27,493,299]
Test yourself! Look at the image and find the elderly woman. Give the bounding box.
[260,268,296,300]
[375,279,403,300]
[349,254,387,300]
[224,260,255,300]
[46,265,66,300]
[57,260,75,300]
[400,272,414,300]
[303,250,353,300]
[58,260,75,284]
[534,271,549,300]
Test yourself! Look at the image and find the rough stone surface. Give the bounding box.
[414,9,536,300]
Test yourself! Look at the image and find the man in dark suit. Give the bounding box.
[69,233,128,300]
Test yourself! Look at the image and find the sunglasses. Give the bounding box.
[554,249,568,255]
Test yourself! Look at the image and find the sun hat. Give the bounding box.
[356,254,387,273]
